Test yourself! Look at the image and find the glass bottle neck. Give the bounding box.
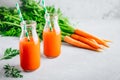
[20,21,38,42]
[45,14,58,27]
[44,14,60,34]
[21,21,36,37]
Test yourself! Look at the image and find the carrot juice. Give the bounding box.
[19,21,40,71]
[19,37,40,71]
[43,28,61,58]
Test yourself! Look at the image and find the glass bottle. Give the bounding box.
[43,14,61,58]
[19,21,40,71]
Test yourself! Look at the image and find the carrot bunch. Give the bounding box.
[60,26,110,51]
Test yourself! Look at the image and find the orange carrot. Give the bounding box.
[63,36,100,51]
[74,29,109,47]
[71,34,101,49]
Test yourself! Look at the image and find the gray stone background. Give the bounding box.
[0,0,120,19]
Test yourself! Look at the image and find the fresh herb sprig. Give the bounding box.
[0,48,19,60]
[3,64,23,78]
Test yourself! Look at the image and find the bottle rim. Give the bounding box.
[20,20,36,27]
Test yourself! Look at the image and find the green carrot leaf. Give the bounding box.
[0,48,19,60]
[3,64,23,78]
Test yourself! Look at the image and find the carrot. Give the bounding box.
[70,34,101,49]
[74,29,109,47]
[63,36,100,51]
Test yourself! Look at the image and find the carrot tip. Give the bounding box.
[96,49,103,52]
[104,44,109,48]
[103,39,112,43]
